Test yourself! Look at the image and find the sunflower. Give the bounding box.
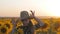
[0,26,7,34]
[16,19,23,34]
[0,22,2,28]
[3,19,13,34]
[31,18,38,25]
[33,19,50,32]
[52,21,60,32]
[0,22,4,34]
[0,21,8,34]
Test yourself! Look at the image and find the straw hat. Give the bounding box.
[20,11,30,20]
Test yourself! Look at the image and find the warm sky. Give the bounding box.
[0,0,60,17]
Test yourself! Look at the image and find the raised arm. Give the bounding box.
[30,10,44,26]
[30,10,45,29]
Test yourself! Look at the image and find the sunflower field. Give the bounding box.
[0,17,60,34]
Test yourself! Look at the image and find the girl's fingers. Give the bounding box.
[30,10,35,15]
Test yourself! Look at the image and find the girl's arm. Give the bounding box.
[30,10,45,29]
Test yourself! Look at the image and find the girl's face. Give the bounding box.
[22,19,30,26]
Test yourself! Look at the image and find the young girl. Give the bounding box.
[18,10,46,34]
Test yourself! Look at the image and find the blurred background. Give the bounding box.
[0,0,60,17]
[0,0,60,34]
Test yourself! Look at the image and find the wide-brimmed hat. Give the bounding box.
[20,11,30,20]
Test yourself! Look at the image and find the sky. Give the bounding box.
[0,0,60,17]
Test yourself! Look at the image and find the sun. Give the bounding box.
[32,0,60,17]
[44,0,60,17]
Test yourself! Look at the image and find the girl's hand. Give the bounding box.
[30,10,35,18]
